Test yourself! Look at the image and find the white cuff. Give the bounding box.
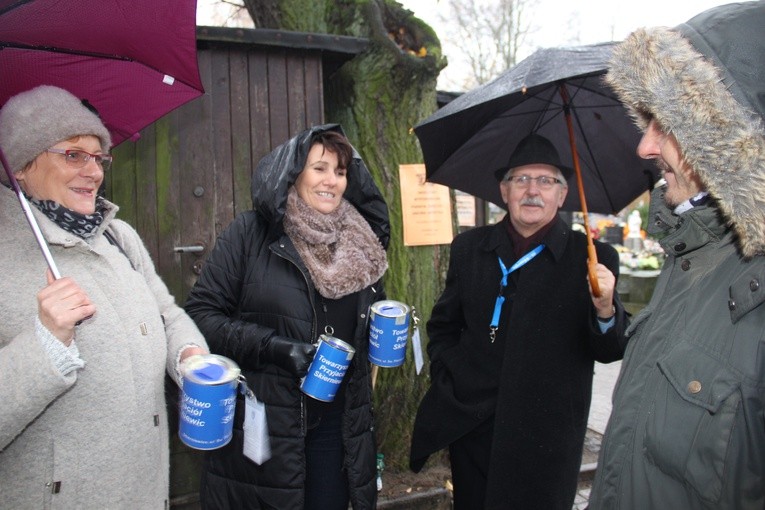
[175,343,202,386]
[35,317,85,376]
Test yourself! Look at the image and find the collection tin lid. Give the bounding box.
[319,334,356,354]
[371,300,410,317]
[181,354,241,384]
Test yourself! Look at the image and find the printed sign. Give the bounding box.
[399,164,453,246]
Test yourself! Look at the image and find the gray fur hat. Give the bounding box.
[606,1,765,257]
[0,85,112,173]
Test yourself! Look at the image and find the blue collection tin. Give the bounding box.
[179,354,241,450]
[368,300,411,367]
[301,335,355,402]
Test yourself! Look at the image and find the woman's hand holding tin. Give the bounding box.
[262,335,317,377]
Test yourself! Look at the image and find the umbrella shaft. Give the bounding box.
[17,191,62,279]
[0,149,62,279]
[558,83,601,297]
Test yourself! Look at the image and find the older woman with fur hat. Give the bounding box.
[0,85,208,508]
[185,125,389,510]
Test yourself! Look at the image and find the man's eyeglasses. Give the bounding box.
[46,148,113,172]
[504,174,562,190]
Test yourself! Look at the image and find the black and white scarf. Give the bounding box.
[30,195,107,239]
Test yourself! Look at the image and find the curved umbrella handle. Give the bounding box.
[559,83,601,297]
[587,245,601,297]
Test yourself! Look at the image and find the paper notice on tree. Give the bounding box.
[399,164,453,246]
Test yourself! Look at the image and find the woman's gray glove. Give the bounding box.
[262,336,316,377]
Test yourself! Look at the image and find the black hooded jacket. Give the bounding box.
[185,124,390,510]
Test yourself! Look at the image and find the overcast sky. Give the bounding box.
[398,0,738,88]
[197,0,741,89]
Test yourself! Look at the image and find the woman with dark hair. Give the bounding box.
[185,125,390,510]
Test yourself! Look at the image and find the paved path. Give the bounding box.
[587,360,621,434]
[572,360,622,509]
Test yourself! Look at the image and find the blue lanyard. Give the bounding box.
[489,244,544,342]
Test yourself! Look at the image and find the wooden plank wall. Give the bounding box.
[106,43,325,304]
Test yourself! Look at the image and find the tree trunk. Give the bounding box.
[242,0,449,470]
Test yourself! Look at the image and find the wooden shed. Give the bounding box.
[105,26,368,507]
[107,26,367,303]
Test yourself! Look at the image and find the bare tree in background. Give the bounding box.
[197,0,253,27]
[438,0,536,89]
[202,0,535,90]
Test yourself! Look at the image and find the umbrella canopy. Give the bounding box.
[0,0,204,146]
[0,0,205,277]
[414,42,659,214]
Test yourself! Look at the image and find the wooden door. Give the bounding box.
[106,44,324,304]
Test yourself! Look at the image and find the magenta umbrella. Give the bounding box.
[0,0,205,276]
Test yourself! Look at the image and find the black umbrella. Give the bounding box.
[414,42,659,294]
[415,42,658,213]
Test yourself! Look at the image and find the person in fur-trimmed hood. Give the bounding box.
[589,2,765,508]
[185,125,389,510]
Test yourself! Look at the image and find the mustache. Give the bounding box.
[654,158,671,174]
[520,197,545,207]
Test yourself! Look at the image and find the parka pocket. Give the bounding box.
[643,340,741,503]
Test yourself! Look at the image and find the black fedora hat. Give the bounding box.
[493,133,573,182]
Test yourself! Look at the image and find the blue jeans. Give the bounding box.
[304,409,349,510]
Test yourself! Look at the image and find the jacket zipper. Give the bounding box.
[271,240,317,437]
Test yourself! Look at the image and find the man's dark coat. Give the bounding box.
[410,218,627,509]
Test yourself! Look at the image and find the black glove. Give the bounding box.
[261,336,316,378]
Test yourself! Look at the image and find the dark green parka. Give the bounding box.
[591,3,765,508]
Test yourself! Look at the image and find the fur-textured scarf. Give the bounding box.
[283,187,388,299]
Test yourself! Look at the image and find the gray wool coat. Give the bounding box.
[591,3,765,508]
[0,187,207,509]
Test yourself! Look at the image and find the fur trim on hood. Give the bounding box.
[606,2,765,257]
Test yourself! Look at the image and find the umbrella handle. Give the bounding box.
[587,244,601,297]
[371,364,379,390]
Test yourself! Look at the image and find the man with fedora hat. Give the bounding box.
[410,132,628,509]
